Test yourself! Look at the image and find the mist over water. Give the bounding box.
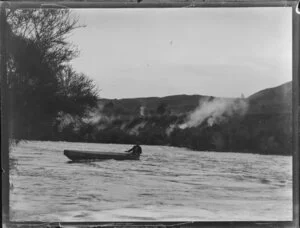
[10,141,292,222]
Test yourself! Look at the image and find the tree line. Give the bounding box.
[53,101,292,155]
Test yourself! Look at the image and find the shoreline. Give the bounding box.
[10,140,292,157]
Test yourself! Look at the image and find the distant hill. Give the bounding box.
[98,94,211,116]
[247,81,292,115]
[98,81,292,116]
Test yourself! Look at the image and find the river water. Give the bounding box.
[9,141,292,222]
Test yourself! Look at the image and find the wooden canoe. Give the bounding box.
[63,149,140,161]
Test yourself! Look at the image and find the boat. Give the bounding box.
[63,149,141,161]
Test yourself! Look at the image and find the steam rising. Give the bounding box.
[129,121,147,135]
[57,103,116,133]
[180,97,248,129]
[56,112,82,133]
[140,106,145,116]
[56,113,76,132]
[83,103,119,126]
[57,96,249,138]
[166,124,176,136]
[82,104,104,124]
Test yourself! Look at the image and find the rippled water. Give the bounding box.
[10,141,292,221]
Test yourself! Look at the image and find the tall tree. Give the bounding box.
[7,9,80,73]
[56,65,98,116]
[5,9,98,140]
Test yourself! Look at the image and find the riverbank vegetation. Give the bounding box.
[51,94,292,155]
[50,82,292,155]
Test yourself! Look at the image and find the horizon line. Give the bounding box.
[96,80,292,100]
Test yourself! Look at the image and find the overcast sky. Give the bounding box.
[69,8,292,99]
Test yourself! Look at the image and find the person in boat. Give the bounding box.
[126,144,142,156]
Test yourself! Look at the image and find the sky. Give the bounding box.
[69,8,292,99]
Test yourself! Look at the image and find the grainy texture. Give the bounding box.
[10,141,292,221]
[1,1,299,228]
[292,7,300,226]
[1,0,298,9]
[0,3,10,224]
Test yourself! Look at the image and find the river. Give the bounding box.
[9,141,292,222]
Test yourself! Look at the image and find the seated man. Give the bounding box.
[126,144,142,156]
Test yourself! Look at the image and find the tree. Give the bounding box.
[7,9,80,73]
[7,34,59,139]
[56,66,98,116]
[5,9,98,140]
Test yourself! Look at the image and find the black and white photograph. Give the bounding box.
[4,6,293,222]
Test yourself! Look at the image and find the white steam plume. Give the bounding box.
[128,121,147,135]
[179,97,248,129]
[57,113,76,132]
[140,106,145,116]
[82,103,117,125]
[166,124,176,136]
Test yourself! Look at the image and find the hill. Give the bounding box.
[98,94,240,117]
[247,81,292,114]
[98,95,207,116]
[98,81,292,116]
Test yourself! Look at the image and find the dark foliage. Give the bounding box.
[5,9,98,140]
[49,111,292,155]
